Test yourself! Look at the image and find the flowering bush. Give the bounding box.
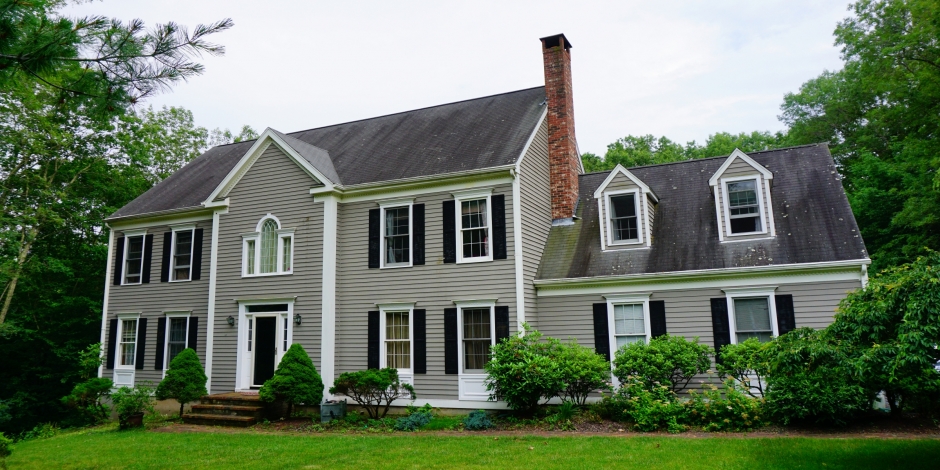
[687,380,765,432]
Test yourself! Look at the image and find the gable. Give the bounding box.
[226,144,320,201]
[708,149,773,186]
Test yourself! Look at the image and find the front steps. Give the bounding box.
[182,393,266,427]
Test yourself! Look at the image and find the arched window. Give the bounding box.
[243,215,294,276]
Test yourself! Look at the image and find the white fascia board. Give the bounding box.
[708,148,774,186]
[593,164,655,200]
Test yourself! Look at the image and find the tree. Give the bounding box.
[155,348,208,417]
[329,368,414,419]
[259,344,324,418]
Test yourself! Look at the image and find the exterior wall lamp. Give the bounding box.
[227,315,235,326]
[294,313,302,325]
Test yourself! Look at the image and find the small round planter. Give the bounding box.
[120,412,145,429]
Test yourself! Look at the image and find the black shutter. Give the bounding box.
[444,308,458,374]
[775,294,796,336]
[592,303,610,361]
[135,318,148,370]
[442,200,456,263]
[492,194,507,260]
[192,229,204,280]
[141,234,154,284]
[155,317,166,370]
[414,309,426,374]
[113,237,125,285]
[711,298,732,362]
[649,300,667,338]
[367,311,380,369]
[495,306,510,344]
[106,318,118,369]
[368,209,380,269]
[413,204,425,266]
[161,232,172,283]
[188,316,199,352]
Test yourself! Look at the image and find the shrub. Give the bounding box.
[611,376,687,433]
[484,326,564,415]
[395,411,432,431]
[329,368,415,419]
[687,380,764,432]
[61,377,113,425]
[259,344,325,417]
[715,338,771,398]
[0,400,9,426]
[556,341,612,406]
[462,410,493,430]
[763,328,871,426]
[155,348,208,417]
[613,335,712,393]
[111,383,155,429]
[0,432,11,459]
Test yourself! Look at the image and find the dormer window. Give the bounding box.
[709,149,776,241]
[726,179,762,234]
[593,165,657,251]
[609,193,639,242]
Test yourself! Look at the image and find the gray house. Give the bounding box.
[99,34,869,410]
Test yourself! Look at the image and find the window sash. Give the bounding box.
[260,220,278,274]
[246,240,256,275]
[172,230,193,281]
[384,207,410,265]
[124,236,144,284]
[733,297,773,343]
[282,236,292,272]
[385,311,411,370]
[613,303,646,348]
[462,308,491,371]
[609,194,639,242]
[459,199,489,259]
[167,317,188,365]
[119,319,137,366]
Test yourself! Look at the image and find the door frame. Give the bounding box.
[235,299,294,391]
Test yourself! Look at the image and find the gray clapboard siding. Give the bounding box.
[210,144,325,394]
[519,118,551,329]
[103,220,212,385]
[721,157,764,178]
[335,183,518,399]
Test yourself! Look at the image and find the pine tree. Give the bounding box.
[259,344,324,417]
[155,349,208,417]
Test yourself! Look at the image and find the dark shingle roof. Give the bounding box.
[537,144,869,280]
[111,87,547,219]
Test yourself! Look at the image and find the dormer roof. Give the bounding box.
[592,164,659,201]
[708,148,774,186]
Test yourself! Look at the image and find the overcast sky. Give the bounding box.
[67,1,850,156]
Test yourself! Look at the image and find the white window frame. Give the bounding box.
[453,189,494,264]
[241,214,295,277]
[723,287,779,345]
[604,189,644,246]
[113,313,141,386]
[379,199,414,269]
[605,293,652,357]
[721,176,769,237]
[169,224,195,282]
[162,312,192,373]
[121,229,148,285]
[455,299,496,401]
[234,298,295,391]
[377,302,415,385]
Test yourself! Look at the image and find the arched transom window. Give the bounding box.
[243,215,294,276]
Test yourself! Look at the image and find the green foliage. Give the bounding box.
[612,335,713,393]
[484,326,565,415]
[259,344,324,417]
[687,381,765,432]
[763,328,871,426]
[110,383,155,427]
[715,338,771,398]
[556,340,612,406]
[554,400,577,421]
[462,410,493,431]
[394,411,432,431]
[603,377,687,433]
[329,368,415,419]
[155,348,208,417]
[60,377,112,426]
[0,431,10,459]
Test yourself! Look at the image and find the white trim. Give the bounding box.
[456,301,497,401]
[320,193,338,400]
[511,165,525,332]
[379,202,414,269]
[454,193,494,264]
[378,197,416,208]
[235,300,295,390]
[375,302,417,310]
[169,226,196,282]
[721,175,770,238]
[453,299,498,308]
[723,287,779,344]
[98,229,115,378]
[603,189,644,247]
[378,305,416,384]
[861,264,869,288]
[708,149,774,186]
[713,185,725,242]
[120,230,148,285]
[606,294,652,364]
[205,208,223,393]
[107,209,215,229]
[112,314,141,386]
[162,312,192,375]
[592,164,657,201]
[242,215,294,277]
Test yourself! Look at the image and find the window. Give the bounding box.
[382,206,411,267]
[460,199,490,261]
[726,179,763,234]
[733,297,773,343]
[171,229,194,281]
[462,308,492,371]
[166,317,189,366]
[613,303,646,348]
[609,194,639,242]
[243,215,293,276]
[118,318,138,367]
[385,312,410,369]
[124,235,145,284]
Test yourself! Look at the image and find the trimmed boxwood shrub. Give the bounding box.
[612,334,712,393]
[260,344,324,417]
[155,348,207,417]
[329,368,415,419]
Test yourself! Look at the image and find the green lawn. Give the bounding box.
[7,427,940,469]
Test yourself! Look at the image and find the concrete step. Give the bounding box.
[190,404,265,418]
[182,413,257,427]
[200,393,263,408]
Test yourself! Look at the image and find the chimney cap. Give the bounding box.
[540,33,572,50]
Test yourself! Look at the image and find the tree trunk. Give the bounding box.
[179,402,185,418]
[0,230,35,324]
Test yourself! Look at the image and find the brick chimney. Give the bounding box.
[541,33,580,222]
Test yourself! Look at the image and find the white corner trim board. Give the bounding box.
[318,193,339,399]
[204,208,224,393]
[98,228,115,378]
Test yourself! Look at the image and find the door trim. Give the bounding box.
[235,299,294,391]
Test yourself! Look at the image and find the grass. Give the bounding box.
[6,427,940,469]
